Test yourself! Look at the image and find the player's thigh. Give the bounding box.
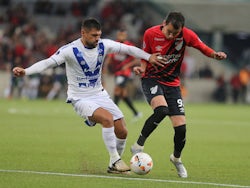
[165,86,185,114]
[141,78,166,108]
[90,107,114,127]
[72,90,123,121]
[164,86,186,126]
[169,115,186,127]
[150,95,168,109]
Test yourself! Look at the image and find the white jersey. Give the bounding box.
[25,38,151,100]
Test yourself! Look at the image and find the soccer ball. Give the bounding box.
[130,152,153,175]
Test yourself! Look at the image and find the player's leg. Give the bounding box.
[131,96,169,154]
[167,86,187,178]
[113,118,127,156]
[90,109,130,173]
[88,108,122,164]
[169,118,187,178]
[72,97,129,173]
[95,91,130,173]
[131,78,169,154]
[170,116,186,158]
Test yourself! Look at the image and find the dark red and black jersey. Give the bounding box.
[142,25,214,86]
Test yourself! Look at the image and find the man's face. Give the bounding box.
[162,22,182,40]
[116,31,127,43]
[81,28,102,48]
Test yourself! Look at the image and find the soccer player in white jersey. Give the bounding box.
[13,18,165,174]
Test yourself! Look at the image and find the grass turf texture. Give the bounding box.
[0,99,249,188]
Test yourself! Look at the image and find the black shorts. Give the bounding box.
[141,78,185,116]
[114,75,129,88]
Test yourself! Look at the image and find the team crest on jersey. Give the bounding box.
[175,37,183,51]
[150,85,158,94]
[98,47,104,54]
[155,45,162,51]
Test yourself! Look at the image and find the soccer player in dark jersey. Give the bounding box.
[130,12,227,178]
[105,29,142,120]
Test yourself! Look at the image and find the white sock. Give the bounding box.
[102,127,120,166]
[116,137,126,156]
[171,154,182,162]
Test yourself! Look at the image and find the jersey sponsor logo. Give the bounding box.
[150,85,158,94]
[162,54,181,64]
[73,42,104,88]
[154,37,165,41]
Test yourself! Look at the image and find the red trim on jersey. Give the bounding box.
[142,25,214,86]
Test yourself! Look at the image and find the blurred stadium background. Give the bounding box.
[0,0,250,103]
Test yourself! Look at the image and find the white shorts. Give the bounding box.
[71,89,124,123]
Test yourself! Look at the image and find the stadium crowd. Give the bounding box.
[0,0,150,100]
[0,0,250,103]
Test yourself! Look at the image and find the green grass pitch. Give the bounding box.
[0,99,249,188]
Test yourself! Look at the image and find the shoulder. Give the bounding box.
[53,39,81,58]
[182,27,198,38]
[146,25,161,33]
[100,39,120,47]
[144,25,162,39]
[58,39,80,52]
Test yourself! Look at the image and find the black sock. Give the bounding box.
[173,124,186,158]
[123,97,138,115]
[137,106,169,146]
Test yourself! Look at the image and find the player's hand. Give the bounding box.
[13,67,25,77]
[213,52,227,60]
[149,53,167,68]
[133,66,145,75]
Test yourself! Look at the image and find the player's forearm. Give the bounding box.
[25,58,57,75]
[120,44,151,61]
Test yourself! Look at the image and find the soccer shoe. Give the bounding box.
[130,143,144,155]
[107,159,130,174]
[170,154,188,178]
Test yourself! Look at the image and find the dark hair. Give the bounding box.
[164,12,185,29]
[81,18,101,30]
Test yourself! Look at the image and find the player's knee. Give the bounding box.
[100,114,114,128]
[114,119,128,139]
[118,127,128,139]
[154,106,169,118]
